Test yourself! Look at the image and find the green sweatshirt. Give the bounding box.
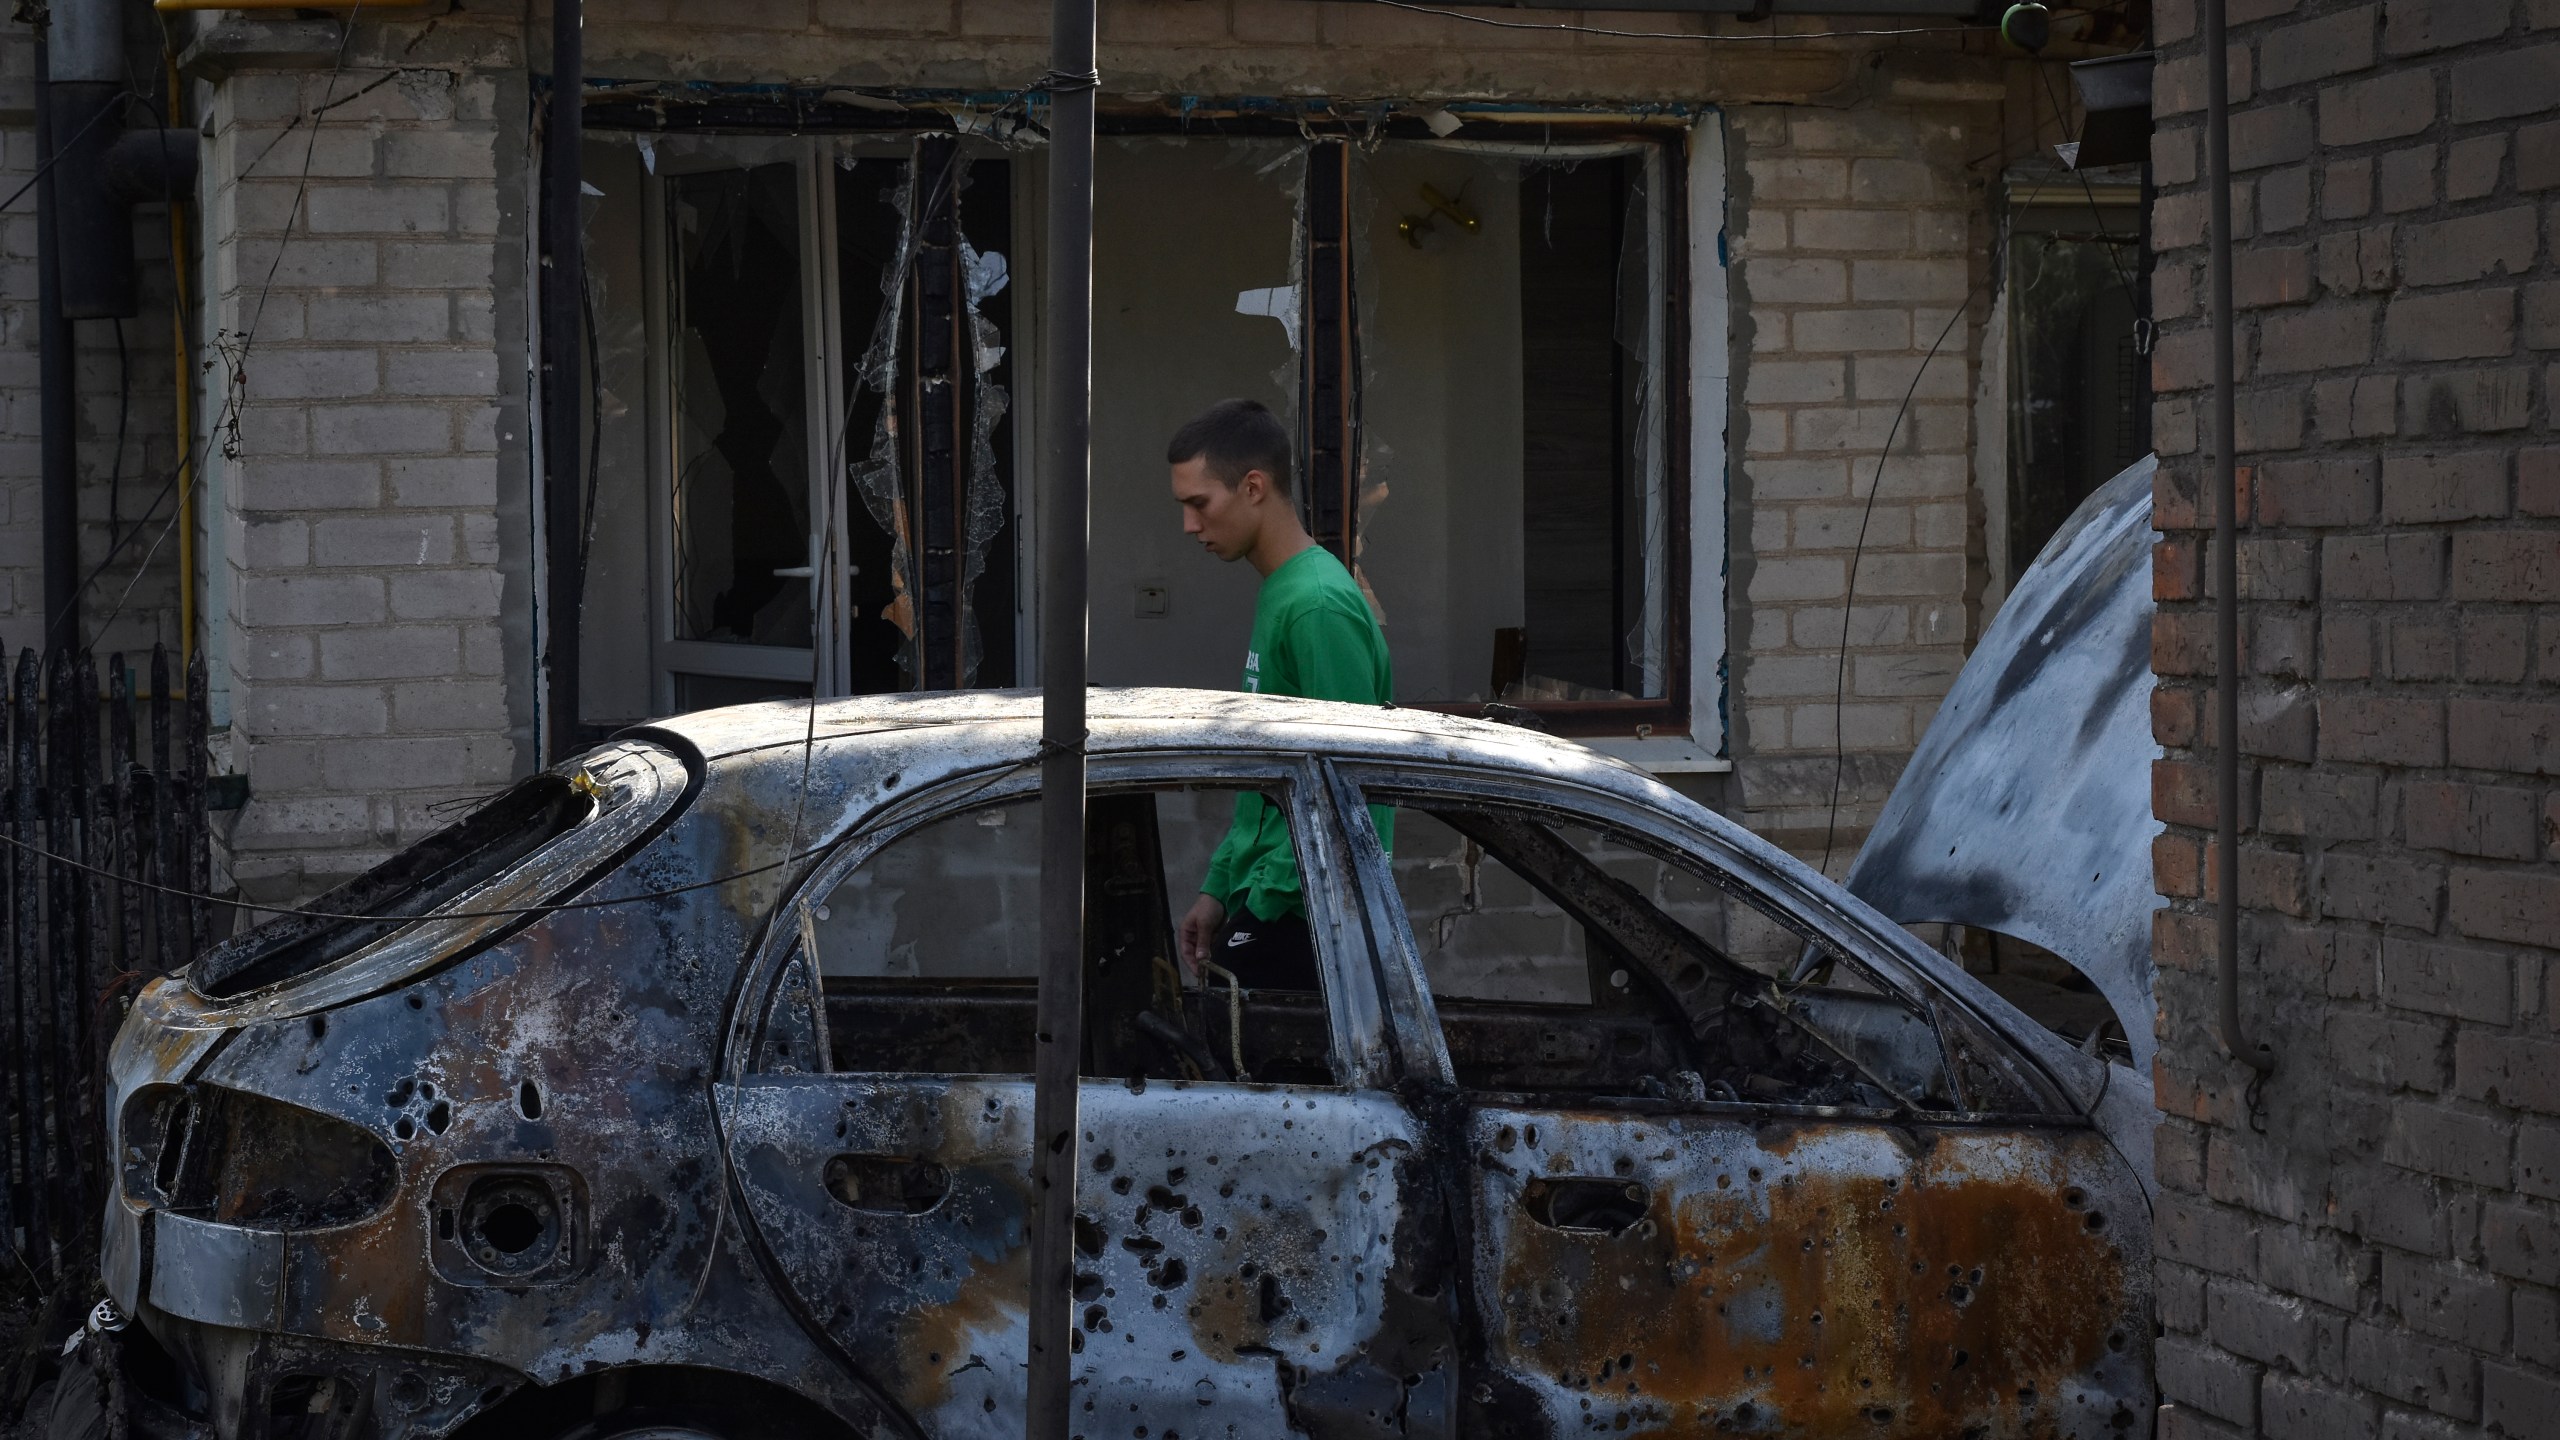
[1201,545,1394,921]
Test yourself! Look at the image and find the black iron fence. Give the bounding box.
[2,644,211,1295]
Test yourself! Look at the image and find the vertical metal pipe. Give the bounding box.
[34,37,78,639]
[540,0,585,757]
[2204,0,2272,1074]
[1026,1,1096,1432]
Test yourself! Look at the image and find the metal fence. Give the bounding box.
[2,644,211,1292]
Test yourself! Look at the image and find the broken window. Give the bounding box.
[1086,131,1687,734]
[770,782,1339,1084]
[668,162,813,652]
[572,132,1020,726]
[2002,181,2145,587]
[1365,795,1961,1111]
[570,123,1694,739]
[1346,141,1678,724]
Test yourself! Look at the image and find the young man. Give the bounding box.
[1167,398,1391,989]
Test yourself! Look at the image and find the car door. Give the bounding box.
[715,753,1460,1439]
[1329,760,2153,1439]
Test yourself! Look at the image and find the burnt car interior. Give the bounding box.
[769,783,1339,1086]
[1370,797,1968,1113]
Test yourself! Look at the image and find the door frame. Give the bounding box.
[1320,755,2083,1112]
[718,746,1392,1091]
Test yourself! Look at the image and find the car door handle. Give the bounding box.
[1519,1175,1650,1235]
[824,1153,951,1215]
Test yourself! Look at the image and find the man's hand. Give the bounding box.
[1178,893,1228,978]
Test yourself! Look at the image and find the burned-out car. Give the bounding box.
[95,674,2158,1439]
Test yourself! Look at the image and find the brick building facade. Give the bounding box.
[2146,0,2560,1433]
[0,0,2132,903]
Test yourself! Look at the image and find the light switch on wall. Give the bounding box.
[1135,584,1170,619]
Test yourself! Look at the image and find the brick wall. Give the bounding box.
[139,0,2043,895]
[0,22,184,663]
[567,0,2016,862]
[1725,101,1990,868]
[197,26,536,900]
[2147,0,2560,1433]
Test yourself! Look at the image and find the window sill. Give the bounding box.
[1574,734,1732,774]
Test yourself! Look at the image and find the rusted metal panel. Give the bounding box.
[1462,1108,2150,1436]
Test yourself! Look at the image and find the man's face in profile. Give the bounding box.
[1172,457,1263,563]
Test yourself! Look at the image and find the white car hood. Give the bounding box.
[1845,456,2163,1072]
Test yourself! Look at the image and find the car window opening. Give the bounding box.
[769,784,1340,1086]
[1375,799,1971,1113]
[188,773,600,1000]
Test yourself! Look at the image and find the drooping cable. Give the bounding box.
[1816,301,1968,879]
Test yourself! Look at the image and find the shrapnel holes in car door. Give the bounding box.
[720,777,1456,1438]
[1358,791,2154,1439]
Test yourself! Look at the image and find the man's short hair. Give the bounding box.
[1167,398,1293,498]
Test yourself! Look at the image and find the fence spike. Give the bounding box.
[7,650,36,1272]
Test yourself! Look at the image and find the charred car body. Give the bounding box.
[96,472,2163,1440]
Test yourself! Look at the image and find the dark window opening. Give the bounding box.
[571,135,1019,731]
[668,163,812,649]
[1518,158,1649,700]
[1339,142,1681,728]
[837,141,1018,694]
[2006,193,2146,580]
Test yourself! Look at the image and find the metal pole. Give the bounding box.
[539,0,585,758]
[1026,0,1096,1429]
[2204,0,2271,1075]
[35,34,78,638]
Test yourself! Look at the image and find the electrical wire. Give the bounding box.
[1816,299,1969,880]
[0,95,128,217]
[236,3,369,374]
[66,13,372,649]
[2032,59,2139,305]
[1357,0,1994,43]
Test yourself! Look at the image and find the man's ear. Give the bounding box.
[1237,468,1270,505]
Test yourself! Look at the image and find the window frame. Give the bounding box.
[727,749,1392,1090]
[555,106,1731,756]
[1321,756,2074,1119]
[1347,130,1695,738]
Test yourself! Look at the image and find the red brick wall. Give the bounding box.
[2148,0,2560,1433]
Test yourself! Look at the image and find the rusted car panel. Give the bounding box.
[1847,457,2164,1071]
[96,689,2151,1438]
[1462,1109,2149,1436]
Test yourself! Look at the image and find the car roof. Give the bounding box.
[638,685,1647,785]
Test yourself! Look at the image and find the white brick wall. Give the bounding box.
[201,46,531,898]
[1724,102,1989,866]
